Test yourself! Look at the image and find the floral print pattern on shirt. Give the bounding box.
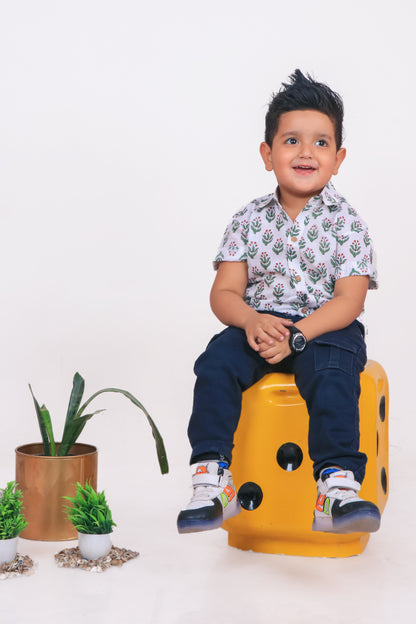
[214,181,377,316]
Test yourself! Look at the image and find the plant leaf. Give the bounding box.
[28,385,56,456]
[57,411,104,456]
[39,405,56,457]
[63,372,85,432]
[59,372,85,453]
[77,388,169,474]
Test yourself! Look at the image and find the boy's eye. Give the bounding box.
[316,139,328,147]
[285,138,298,145]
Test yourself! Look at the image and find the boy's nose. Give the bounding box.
[298,143,313,157]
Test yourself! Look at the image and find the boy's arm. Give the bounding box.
[210,261,293,352]
[295,275,370,340]
[258,275,370,364]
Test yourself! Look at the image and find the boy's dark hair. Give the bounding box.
[265,69,344,150]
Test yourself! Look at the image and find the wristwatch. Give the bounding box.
[288,326,307,354]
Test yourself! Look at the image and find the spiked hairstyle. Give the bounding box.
[264,70,344,150]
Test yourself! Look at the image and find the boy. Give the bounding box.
[177,70,380,535]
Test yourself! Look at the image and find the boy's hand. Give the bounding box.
[256,336,292,364]
[243,313,293,353]
[210,262,293,358]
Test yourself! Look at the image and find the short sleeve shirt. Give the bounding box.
[214,181,378,317]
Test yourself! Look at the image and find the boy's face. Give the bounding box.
[260,109,346,205]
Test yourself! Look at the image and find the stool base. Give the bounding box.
[227,530,370,558]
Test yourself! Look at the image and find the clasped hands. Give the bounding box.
[244,312,293,364]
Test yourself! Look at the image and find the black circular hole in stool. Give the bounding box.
[276,442,303,471]
[379,396,386,422]
[238,482,263,511]
[381,467,388,495]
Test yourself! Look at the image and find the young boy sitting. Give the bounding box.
[177,69,381,535]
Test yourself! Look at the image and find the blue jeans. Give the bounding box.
[188,315,368,482]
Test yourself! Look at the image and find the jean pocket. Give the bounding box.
[313,340,366,375]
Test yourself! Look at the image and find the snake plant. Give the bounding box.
[28,372,168,474]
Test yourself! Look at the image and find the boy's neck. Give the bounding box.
[277,187,322,221]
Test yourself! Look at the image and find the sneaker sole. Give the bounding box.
[313,509,381,534]
[177,515,224,534]
[177,501,241,534]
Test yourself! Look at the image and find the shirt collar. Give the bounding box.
[319,180,343,209]
[271,180,343,212]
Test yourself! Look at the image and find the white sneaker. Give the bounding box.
[312,468,381,534]
[177,461,241,534]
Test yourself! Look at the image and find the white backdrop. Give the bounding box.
[0,0,412,498]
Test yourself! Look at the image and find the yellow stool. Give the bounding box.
[222,360,388,557]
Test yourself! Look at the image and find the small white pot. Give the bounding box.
[77,532,112,560]
[0,537,18,565]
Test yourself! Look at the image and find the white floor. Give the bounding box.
[1,437,414,624]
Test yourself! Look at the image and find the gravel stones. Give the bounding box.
[54,545,139,572]
[0,554,35,580]
[0,545,139,578]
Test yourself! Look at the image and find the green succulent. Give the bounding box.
[29,372,168,474]
[0,481,28,540]
[64,481,116,535]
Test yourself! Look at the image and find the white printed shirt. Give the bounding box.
[214,181,377,317]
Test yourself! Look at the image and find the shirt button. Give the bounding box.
[301,307,308,314]
[291,236,298,242]
[295,276,301,282]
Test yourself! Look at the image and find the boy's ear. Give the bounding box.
[260,142,273,171]
[333,147,347,175]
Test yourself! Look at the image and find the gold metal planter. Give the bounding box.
[15,443,98,541]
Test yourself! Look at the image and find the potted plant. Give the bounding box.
[0,481,28,565]
[65,481,115,560]
[15,372,168,541]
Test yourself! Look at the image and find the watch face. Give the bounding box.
[292,332,306,352]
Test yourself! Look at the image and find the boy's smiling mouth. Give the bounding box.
[293,164,317,174]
